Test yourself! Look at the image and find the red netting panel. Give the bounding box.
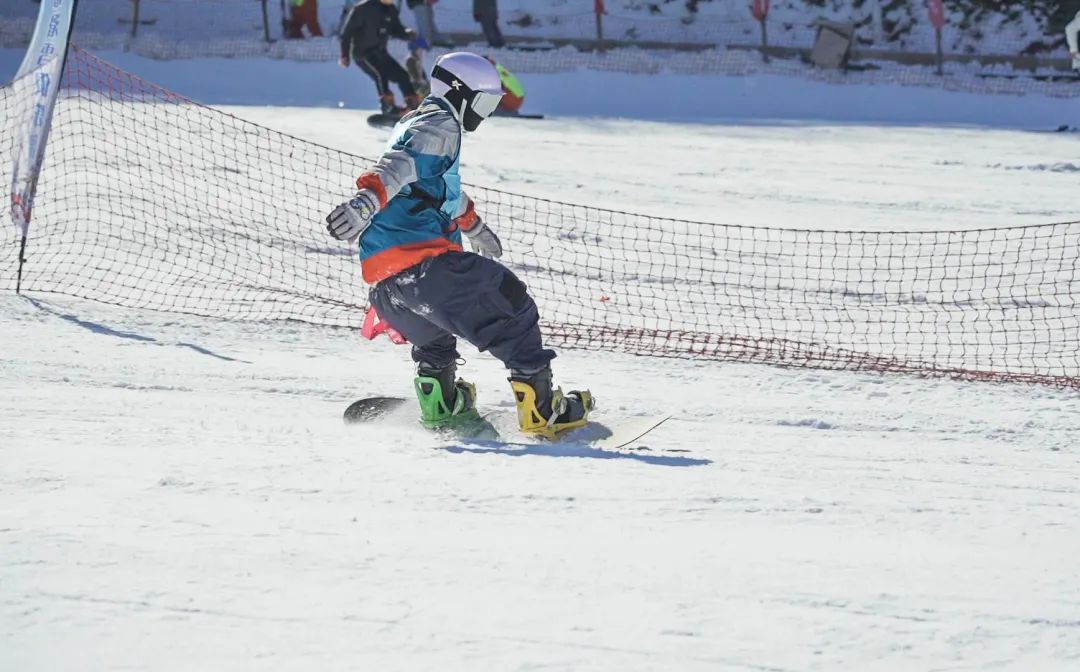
[3,47,1079,388]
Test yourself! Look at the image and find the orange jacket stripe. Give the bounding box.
[361,239,463,284]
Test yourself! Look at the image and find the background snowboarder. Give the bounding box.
[325,52,592,437]
[485,56,524,115]
[340,0,421,117]
[286,0,323,38]
[405,0,452,48]
[405,38,431,97]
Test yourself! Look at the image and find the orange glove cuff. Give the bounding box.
[454,198,479,233]
[355,172,388,208]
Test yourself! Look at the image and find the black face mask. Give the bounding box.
[431,65,502,132]
[462,107,485,132]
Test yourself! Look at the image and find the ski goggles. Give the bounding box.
[469,89,502,119]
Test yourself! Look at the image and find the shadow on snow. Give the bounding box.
[442,439,711,467]
[25,297,250,363]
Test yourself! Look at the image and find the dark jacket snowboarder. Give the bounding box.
[339,0,419,116]
[339,0,411,61]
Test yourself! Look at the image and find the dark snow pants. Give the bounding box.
[354,47,416,98]
[369,251,555,373]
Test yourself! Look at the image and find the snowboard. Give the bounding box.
[342,396,670,451]
[492,110,545,120]
[505,42,558,53]
[367,113,403,129]
[976,72,1080,83]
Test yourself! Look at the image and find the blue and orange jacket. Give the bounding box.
[354,97,480,284]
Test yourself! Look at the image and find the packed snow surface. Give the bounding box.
[4,56,1080,671]
[5,291,1080,671]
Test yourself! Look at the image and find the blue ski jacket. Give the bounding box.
[354,96,479,283]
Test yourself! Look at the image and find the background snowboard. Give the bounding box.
[366,113,401,129]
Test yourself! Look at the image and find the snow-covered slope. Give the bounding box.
[3,281,1079,671]
[4,85,1080,669]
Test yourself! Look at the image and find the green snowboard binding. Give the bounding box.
[414,375,480,429]
[413,362,498,439]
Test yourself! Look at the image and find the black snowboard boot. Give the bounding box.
[415,360,477,429]
[379,93,404,117]
[509,366,592,438]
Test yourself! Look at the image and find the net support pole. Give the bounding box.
[261,0,271,43]
[934,29,944,75]
[8,0,79,294]
[594,0,605,51]
[130,0,140,39]
[752,0,770,63]
[928,0,946,76]
[15,234,27,295]
[759,20,769,63]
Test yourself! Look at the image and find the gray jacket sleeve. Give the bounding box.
[360,107,463,207]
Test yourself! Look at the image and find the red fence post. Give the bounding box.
[751,0,770,62]
[928,0,946,75]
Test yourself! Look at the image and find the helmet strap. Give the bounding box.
[432,65,472,114]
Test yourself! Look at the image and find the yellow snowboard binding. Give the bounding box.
[510,367,593,440]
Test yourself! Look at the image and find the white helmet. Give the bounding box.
[430,52,504,132]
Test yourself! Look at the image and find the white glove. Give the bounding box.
[463,217,503,258]
[325,189,379,242]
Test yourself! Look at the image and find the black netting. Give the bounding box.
[3,47,1079,388]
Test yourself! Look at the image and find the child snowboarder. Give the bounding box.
[405,39,431,97]
[339,0,421,117]
[325,52,592,438]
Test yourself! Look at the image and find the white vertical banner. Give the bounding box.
[9,0,78,238]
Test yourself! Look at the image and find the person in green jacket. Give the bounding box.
[485,57,524,114]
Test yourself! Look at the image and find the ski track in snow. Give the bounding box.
[3,104,1080,669]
